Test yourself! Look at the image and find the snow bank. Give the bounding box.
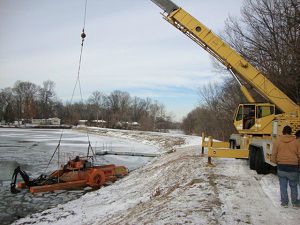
[76,127,201,152]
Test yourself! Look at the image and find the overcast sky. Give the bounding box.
[0,0,243,121]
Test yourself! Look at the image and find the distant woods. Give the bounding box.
[0,80,58,124]
[182,0,300,140]
[0,81,176,131]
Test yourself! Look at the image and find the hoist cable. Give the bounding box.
[70,0,88,104]
[82,0,88,29]
[70,43,84,104]
[43,0,92,174]
[44,130,64,173]
[69,0,94,159]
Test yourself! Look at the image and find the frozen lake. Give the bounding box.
[0,128,159,224]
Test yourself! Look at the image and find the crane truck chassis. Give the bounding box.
[151,0,300,174]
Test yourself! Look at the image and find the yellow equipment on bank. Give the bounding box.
[152,0,300,173]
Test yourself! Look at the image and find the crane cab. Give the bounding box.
[233,103,275,135]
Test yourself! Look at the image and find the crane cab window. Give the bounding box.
[257,106,274,118]
[234,105,256,129]
[243,105,255,129]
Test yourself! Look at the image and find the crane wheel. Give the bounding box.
[88,170,105,188]
[249,146,257,170]
[255,149,269,174]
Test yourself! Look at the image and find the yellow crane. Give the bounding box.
[152,0,300,174]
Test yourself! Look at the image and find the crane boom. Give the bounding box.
[152,0,299,115]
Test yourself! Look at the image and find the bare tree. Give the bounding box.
[149,101,160,130]
[130,97,148,122]
[183,78,244,140]
[88,91,106,121]
[13,81,38,122]
[38,80,56,118]
[224,0,300,103]
[106,90,131,125]
[0,88,15,123]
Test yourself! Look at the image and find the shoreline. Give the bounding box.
[0,125,72,129]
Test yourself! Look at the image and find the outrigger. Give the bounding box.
[10,155,128,194]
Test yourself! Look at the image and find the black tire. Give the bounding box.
[255,149,268,174]
[249,147,256,170]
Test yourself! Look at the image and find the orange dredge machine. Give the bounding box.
[10,156,128,194]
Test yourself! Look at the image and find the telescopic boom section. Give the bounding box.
[152,0,299,115]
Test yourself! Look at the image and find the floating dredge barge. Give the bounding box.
[11,156,128,193]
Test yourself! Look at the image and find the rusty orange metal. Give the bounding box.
[15,156,128,193]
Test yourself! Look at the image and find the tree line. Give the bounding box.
[0,80,176,131]
[182,0,299,140]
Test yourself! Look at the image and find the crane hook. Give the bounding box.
[81,29,86,45]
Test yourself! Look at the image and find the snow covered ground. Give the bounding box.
[76,126,200,152]
[11,127,300,225]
